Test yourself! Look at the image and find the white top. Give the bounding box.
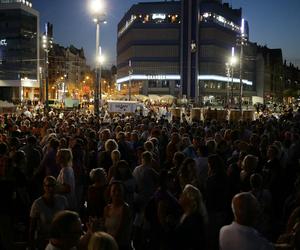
[219,222,274,250]
[57,166,77,210]
[30,195,68,242]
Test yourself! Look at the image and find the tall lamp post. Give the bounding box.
[42,23,53,111]
[237,18,248,114]
[230,47,237,107]
[128,60,133,101]
[89,0,106,116]
[226,47,237,108]
[225,62,230,107]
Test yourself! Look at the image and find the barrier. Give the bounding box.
[170,108,181,120]
[229,110,255,122]
[243,110,254,121]
[191,108,202,121]
[216,110,228,121]
[230,110,242,122]
[204,109,217,120]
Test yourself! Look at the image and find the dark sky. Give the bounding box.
[31,0,300,68]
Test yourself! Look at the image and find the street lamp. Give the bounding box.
[237,18,248,114]
[128,60,133,101]
[226,47,237,108]
[230,47,237,106]
[42,23,53,111]
[89,0,106,116]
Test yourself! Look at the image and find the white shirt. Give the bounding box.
[219,222,274,250]
[30,195,68,241]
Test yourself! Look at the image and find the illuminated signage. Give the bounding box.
[0,39,7,46]
[147,75,167,80]
[152,13,166,20]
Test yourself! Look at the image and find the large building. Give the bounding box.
[0,0,39,102]
[48,43,90,100]
[117,1,181,97]
[117,0,257,105]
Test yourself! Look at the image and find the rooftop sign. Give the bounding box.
[152,13,166,20]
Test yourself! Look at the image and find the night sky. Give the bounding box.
[31,0,300,68]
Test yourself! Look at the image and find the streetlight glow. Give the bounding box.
[230,56,238,66]
[96,54,105,64]
[89,0,105,15]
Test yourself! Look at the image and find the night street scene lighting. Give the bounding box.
[89,0,107,116]
[0,1,300,249]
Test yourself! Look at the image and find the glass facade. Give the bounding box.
[0,8,38,80]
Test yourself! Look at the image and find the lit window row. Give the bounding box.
[200,12,240,32]
[118,13,180,37]
[0,0,32,7]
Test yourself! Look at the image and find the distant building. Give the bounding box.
[282,61,300,103]
[117,0,256,105]
[255,46,284,103]
[48,44,90,99]
[0,0,39,102]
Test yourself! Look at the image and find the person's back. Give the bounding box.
[220,221,273,250]
[219,192,274,250]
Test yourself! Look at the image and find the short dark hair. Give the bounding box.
[49,210,80,239]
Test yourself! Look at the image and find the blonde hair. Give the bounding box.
[56,148,73,167]
[111,150,121,163]
[242,154,258,173]
[182,184,208,223]
[88,231,118,250]
[105,139,118,152]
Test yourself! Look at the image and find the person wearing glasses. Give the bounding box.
[29,176,68,250]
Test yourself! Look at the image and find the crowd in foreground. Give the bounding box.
[0,105,300,250]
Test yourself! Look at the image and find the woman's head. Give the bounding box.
[109,181,125,202]
[111,150,121,164]
[43,175,57,195]
[88,231,118,250]
[56,148,73,167]
[242,155,258,173]
[105,139,118,152]
[89,168,107,185]
[144,140,154,152]
[180,184,207,220]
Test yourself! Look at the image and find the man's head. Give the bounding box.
[232,192,259,227]
[49,210,82,249]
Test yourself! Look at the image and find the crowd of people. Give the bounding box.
[0,105,300,250]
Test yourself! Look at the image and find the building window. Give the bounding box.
[149,80,157,88]
[162,80,169,88]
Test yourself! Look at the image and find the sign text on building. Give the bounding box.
[147,75,167,80]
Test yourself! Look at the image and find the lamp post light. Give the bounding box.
[225,62,230,107]
[226,47,237,108]
[89,0,106,116]
[237,18,248,115]
[230,47,237,107]
[128,60,133,101]
[42,23,53,111]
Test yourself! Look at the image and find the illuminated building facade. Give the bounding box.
[117,0,256,104]
[0,0,40,102]
[117,1,181,97]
